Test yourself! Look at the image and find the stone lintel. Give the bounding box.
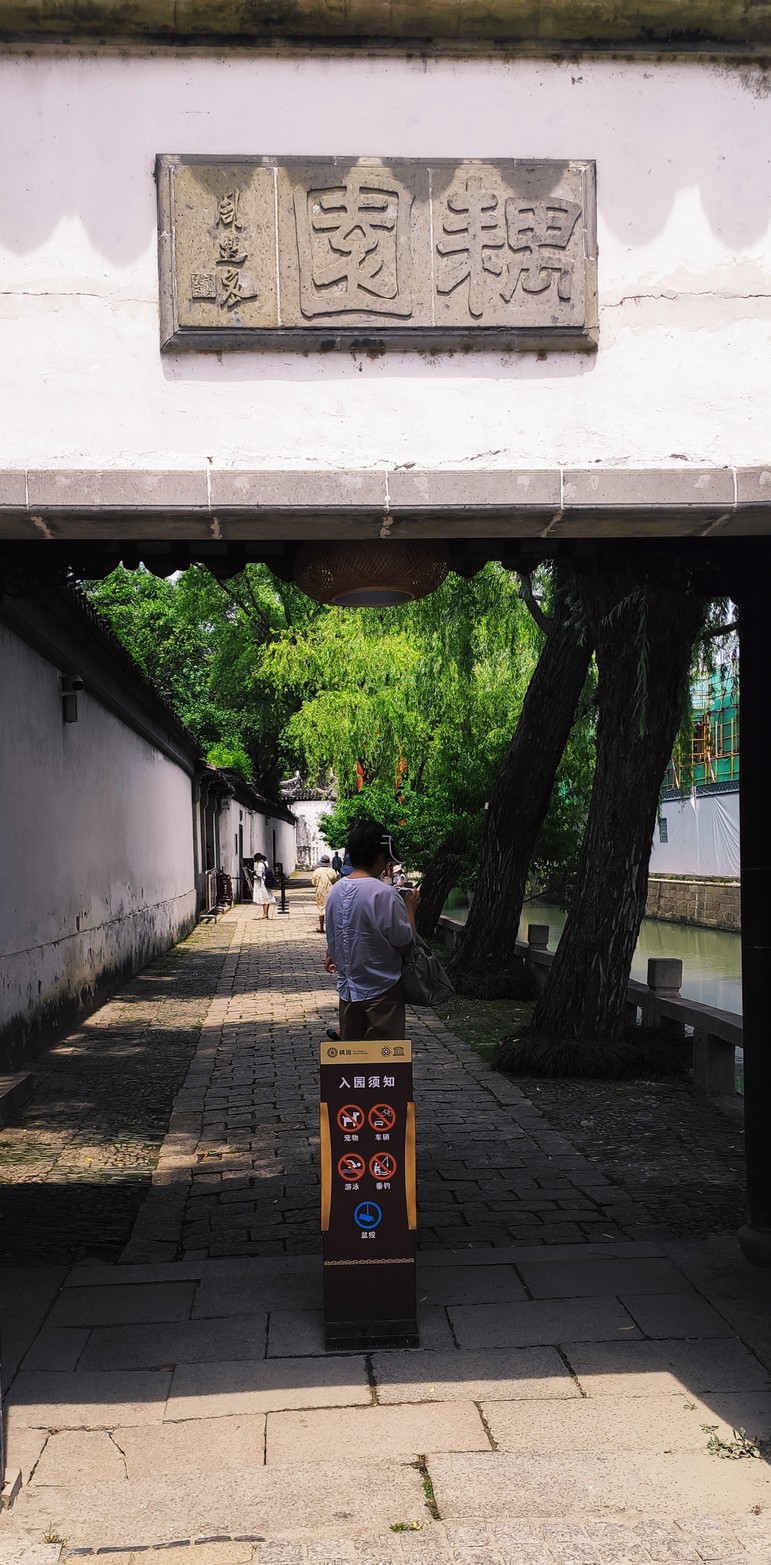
[1,466,771,540]
[1,0,771,50]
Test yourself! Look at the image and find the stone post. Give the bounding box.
[692,1028,737,1098]
[526,925,550,995]
[645,958,690,1067]
[737,579,771,1266]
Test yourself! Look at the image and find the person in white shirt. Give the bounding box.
[324,820,420,1041]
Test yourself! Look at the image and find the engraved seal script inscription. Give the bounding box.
[157,156,597,351]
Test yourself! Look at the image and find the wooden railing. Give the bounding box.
[437,916,741,1099]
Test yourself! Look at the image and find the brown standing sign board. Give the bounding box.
[320,1039,418,1349]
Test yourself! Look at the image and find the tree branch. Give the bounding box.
[518,573,552,635]
[702,621,737,639]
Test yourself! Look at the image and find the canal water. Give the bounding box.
[443,893,742,1016]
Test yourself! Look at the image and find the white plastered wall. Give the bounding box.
[650,789,741,878]
[218,798,297,884]
[1,53,770,471]
[0,624,197,1059]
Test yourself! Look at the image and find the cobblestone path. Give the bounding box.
[516,1075,746,1240]
[0,888,746,1268]
[0,920,235,1264]
[125,891,656,1263]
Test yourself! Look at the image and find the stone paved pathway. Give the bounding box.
[121,892,653,1265]
[515,1075,746,1241]
[0,921,235,1265]
[3,888,771,1565]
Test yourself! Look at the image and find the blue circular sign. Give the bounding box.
[353,1200,383,1230]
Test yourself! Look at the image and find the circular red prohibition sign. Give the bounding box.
[369,1151,398,1181]
[336,1104,365,1132]
[337,1152,366,1181]
[368,1103,397,1132]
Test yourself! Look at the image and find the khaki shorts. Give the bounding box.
[338,978,406,1042]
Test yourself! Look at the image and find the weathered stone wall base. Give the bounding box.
[0,891,198,1073]
[645,876,740,932]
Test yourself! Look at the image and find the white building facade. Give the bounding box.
[1,27,771,537]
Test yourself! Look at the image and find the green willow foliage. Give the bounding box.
[86,559,595,881]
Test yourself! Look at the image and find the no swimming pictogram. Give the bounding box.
[337,1152,366,1181]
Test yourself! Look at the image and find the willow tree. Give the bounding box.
[448,565,592,979]
[267,564,543,929]
[86,562,324,790]
[530,568,706,1044]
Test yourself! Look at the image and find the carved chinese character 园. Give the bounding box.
[435,176,506,319]
[500,198,582,303]
[294,171,413,318]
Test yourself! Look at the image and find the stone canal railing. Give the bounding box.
[437,916,741,1100]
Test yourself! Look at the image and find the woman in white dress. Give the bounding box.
[252,853,276,919]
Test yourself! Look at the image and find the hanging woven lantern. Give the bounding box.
[294,540,450,607]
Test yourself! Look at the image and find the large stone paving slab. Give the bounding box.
[428,1449,771,1520]
[8,1461,427,1547]
[7,1369,172,1428]
[27,1429,127,1487]
[193,1274,320,1317]
[480,1389,771,1454]
[516,1255,696,1298]
[165,1355,371,1419]
[77,1313,268,1370]
[372,1346,581,1404]
[563,1337,771,1397]
[112,1415,266,1479]
[416,1265,527,1307]
[618,1290,734,1339]
[48,1281,197,1327]
[447,1297,641,1349]
[265,1404,489,1466]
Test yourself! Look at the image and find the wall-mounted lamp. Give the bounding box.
[60,673,84,723]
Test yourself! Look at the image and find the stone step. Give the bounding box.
[3,1506,771,1564]
[0,1073,32,1127]
[5,1446,771,1553]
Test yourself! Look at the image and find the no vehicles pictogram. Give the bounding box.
[368,1103,396,1131]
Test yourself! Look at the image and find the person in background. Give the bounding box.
[311,854,339,935]
[340,852,353,877]
[331,850,343,875]
[251,853,276,920]
[392,863,408,889]
[324,820,420,1041]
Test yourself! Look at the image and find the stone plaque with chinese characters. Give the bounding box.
[157,156,597,351]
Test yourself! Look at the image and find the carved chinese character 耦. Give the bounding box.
[500,198,581,303]
[295,171,413,318]
[435,176,506,319]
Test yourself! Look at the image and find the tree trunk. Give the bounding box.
[415,841,465,938]
[449,568,590,979]
[532,570,706,1043]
